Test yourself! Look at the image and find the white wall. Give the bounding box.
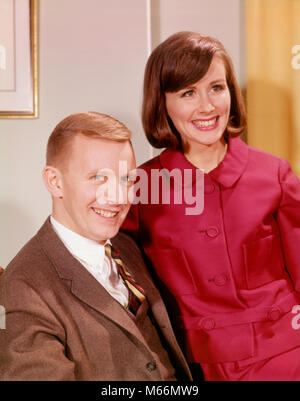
[153,0,246,86]
[0,0,245,267]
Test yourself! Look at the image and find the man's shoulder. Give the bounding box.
[0,229,49,307]
[5,233,42,275]
[3,218,57,281]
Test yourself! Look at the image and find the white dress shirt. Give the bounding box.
[50,216,129,307]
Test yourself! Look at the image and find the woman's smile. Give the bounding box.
[192,116,219,130]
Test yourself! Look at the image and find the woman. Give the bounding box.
[122,31,300,380]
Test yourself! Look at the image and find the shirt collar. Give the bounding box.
[159,137,248,188]
[50,216,111,268]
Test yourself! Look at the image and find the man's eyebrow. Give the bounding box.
[86,170,98,176]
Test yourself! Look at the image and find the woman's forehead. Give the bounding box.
[163,54,227,93]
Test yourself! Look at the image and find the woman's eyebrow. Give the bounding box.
[209,78,226,85]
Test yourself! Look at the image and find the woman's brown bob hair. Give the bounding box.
[142,31,246,149]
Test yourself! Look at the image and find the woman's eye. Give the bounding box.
[181,90,194,97]
[211,84,225,92]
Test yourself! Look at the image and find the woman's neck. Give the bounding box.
[183,139,228,173]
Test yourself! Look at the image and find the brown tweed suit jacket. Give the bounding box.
[0,218,191,381]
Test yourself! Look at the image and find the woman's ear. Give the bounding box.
[42,166,64,198]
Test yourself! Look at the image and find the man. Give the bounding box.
[0,112,191,381]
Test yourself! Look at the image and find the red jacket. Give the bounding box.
[122,137,300,365]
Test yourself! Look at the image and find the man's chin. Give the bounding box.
[93,227,120,243]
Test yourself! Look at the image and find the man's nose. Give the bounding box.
[96,179,127,205]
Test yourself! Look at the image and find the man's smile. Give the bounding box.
[92,207,118,218]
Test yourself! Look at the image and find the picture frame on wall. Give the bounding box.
[0,0,38,118]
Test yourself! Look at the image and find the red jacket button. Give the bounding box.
[200,317,216,330]
[267,307,282,321]
[213,274,228,286]
[206,227,219,238]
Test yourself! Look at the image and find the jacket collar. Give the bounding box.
[159,137,249,188]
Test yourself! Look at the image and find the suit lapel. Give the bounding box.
[36,218,153,348]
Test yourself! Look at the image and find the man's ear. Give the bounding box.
[42,166,64,198]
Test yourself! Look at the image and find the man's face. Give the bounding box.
[53,134,136,243]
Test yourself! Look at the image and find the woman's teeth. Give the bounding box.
[193,117,217,128]
[93,208,117,217]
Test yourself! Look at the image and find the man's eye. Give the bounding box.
[120,174,136,184]
[94,175,106,182]
[120,176,131,183]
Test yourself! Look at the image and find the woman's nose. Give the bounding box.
[195,92,215,113]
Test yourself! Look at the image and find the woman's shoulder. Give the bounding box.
[234,137,289,169]
[231,138,296,186]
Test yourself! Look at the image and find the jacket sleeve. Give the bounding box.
[0,271,75,381]
[277,159,300,292]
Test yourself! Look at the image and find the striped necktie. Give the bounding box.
[105,243,146,315]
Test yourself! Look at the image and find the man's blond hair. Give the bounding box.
[46,112,131,168]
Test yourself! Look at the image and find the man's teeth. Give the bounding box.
[94,209,117,217]
[193,118,217,128]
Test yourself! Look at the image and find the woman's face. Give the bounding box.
[165,56,231,150]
